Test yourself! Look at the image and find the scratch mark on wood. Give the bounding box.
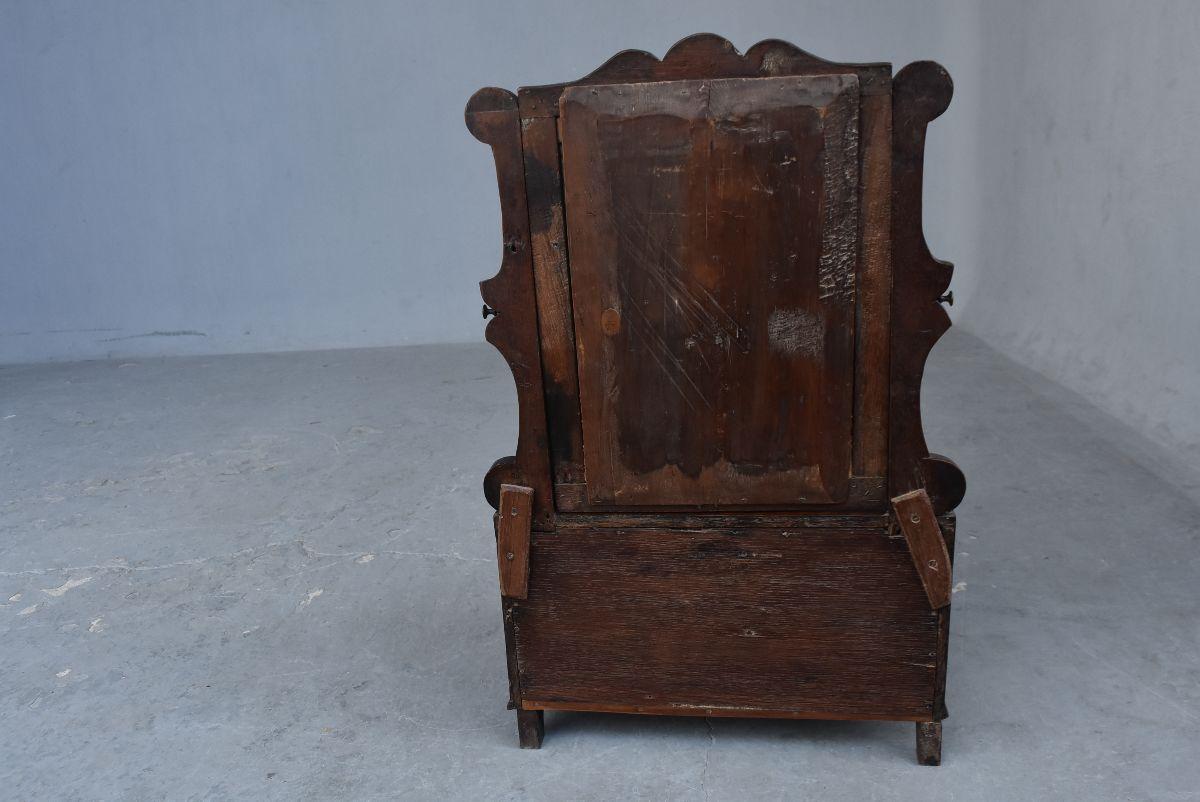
[614,205,746,349]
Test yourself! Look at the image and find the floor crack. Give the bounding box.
[700,716,714,801]
[0,539,491,577]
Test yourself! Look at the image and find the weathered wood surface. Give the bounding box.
[892,488,953,609]
[495,484,533,599]
[853,89,893,478]
[516,709,544,749]
[561,75,861,507]
[514,34,896,512]
[517,33,891,120]
[514,526,939,719]
[916,721,942,766]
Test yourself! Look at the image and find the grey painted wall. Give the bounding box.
[4,2,1194,473]
[951,0,1200,476]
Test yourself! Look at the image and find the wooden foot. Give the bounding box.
[916,721,942,765]
[517,709,544,749]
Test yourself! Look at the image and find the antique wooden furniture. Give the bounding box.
[466,34,964,765]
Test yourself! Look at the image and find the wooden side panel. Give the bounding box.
[496,484,533,599]
[560,75,861,507]
[465,88,554,525]
[521,116,585,486]
[515,526,938,719]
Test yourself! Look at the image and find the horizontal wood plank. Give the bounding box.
[515,526,938,719]
[561,76,861,507]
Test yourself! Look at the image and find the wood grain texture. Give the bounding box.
[510,33,898,514]
[561,75,860,507]
[853,90,893,477]
[521,115,586,486]
[892,488,952,609]
[465,88,554,525]
[514,526,939,719]
[496,484,533,599]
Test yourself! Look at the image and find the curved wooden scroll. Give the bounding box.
[518,32,891,118]
[465,88,553,525]
[889,62,965,513]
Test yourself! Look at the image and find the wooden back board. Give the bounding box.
[562,75,861,506]
[469,34,965,519]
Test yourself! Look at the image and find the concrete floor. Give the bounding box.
[1,330,1198,801]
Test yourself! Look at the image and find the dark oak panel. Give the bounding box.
[561,75,861,507]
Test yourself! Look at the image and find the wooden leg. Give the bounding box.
[916,721,942,766]
[517,709,544,749]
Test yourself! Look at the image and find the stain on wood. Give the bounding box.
[561,75,860,507]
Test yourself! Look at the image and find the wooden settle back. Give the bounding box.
[468,34,964,524]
